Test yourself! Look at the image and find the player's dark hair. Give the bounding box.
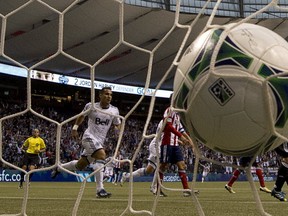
[100,87,112,94]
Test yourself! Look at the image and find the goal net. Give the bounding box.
[0,0,287,216]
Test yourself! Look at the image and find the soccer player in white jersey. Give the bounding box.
[200,162,211,183]
[120,120,164,195]
[51,87,121,198]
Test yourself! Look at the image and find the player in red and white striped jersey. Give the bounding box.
[158,100,197,197]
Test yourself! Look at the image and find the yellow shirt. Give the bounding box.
[23,136,46,154]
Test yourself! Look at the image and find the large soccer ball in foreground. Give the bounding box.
[174,23,288,156]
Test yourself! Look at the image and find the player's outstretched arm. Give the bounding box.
[71,115,85,140]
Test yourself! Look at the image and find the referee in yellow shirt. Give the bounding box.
[19,128,46,188]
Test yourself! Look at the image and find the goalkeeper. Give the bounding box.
[19,128,46,189]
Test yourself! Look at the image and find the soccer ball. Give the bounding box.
[173,23,288,156]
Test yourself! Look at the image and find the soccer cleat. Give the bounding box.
[271,189,287,202]
[260,186,271,193]
[96,189,112,198]
[18,183,23,189]
[120,172,127,187]
[50,168,60,179]
[160,190,167,197]
[225,184,236,193]
[183,191,192,197]
[159,190,168,197]
[150,185,157,194]
[183,189,200,197]
[153,190,167,197]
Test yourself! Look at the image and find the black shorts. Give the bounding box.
[20,153,40,167]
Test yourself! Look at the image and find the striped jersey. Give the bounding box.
[82,102,121,145]
[161,107,185,146]
[114,154,123,169]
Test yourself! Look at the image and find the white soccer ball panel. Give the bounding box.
[189,72,271,155]
[187,91,216,143]
[214,111,269,153]
[176,30,212,75]
[174,29,214,92]
[227,23,287,65]
[192,69,248,116]
[244,79,274,129]
[261,45,288,70]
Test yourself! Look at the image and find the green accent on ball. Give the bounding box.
[175,83,189,110]
[257,64,288,128]
[216,43,253,69]
[188,29,223,81]
[188,29,253,82]
[257,64,274,78]
[268,77,288,128]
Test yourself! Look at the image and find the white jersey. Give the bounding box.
[148,120,163,167]
[202,164,211,177]
[82,102,121,145]
[149,120,163,157]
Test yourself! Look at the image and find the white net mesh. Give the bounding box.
[1,0,288,215]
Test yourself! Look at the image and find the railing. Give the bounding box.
[125,0,288,18]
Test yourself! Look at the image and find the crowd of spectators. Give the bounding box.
[0,99,281,175]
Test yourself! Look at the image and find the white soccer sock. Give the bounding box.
[94,160,105,192]
[132,167,145,177]
[150,172,157,192]
[62,160,78,171]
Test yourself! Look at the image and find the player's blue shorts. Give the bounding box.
[239,157,257,167]
[160,145,184,164]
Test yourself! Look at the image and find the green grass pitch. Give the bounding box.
[0,181,286,216]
